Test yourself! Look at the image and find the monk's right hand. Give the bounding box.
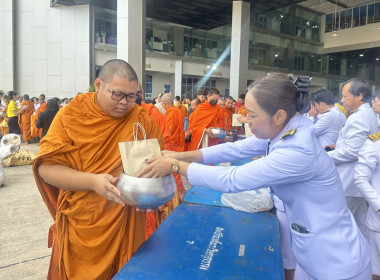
[92,174,125,206]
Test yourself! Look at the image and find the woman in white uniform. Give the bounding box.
[355,93,380,280]
[138,73,371,279]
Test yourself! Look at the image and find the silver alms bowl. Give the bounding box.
[116,172,176,209]
[210,127,226,138]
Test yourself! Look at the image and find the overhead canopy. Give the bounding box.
[51,0,305,30]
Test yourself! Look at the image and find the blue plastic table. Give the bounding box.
[183,185,225,207]
[113,204,283,280]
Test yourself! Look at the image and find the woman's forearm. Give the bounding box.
[176,150,204,164]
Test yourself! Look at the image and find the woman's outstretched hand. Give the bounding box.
[137,157,173,178]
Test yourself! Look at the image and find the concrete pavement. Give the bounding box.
[0,143,51,280]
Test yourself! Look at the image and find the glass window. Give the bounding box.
[375,3,380,23]
[340,9,352,29]
[145,75,152,95]
[325,14,333,32]
[353,7,359,27]
[368,4,375,24]
[359,6,367,26]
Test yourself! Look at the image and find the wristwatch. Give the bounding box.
[171,160,180,174]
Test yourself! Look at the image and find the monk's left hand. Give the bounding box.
[137,157,172,178]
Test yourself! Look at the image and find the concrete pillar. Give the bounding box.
[171,26,184,56]
[0,0,14,91]
[229,1,250,100]
[174,60,182,97]
[117,0,146,86]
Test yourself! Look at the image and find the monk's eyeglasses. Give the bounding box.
[105,83,140,103]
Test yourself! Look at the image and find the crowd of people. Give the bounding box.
[29,59,380,279]
[0,92,70,144]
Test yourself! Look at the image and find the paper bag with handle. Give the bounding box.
[118,122,161,177]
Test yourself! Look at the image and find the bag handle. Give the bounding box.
[133,122,147,141]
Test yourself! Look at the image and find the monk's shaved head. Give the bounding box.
[98,59,138,83]
[161,93,174,104]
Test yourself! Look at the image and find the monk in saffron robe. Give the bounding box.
[136,83,180,239]
[31,94,47,139]
[217,97,232,131]
[224,96,234,121]
[175,96,187,119]
[18,94,34,144]
[162,93,185,152]
[186,88,225,151]
[33,59,165,280]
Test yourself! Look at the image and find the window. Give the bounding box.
[368,4,375,24]
[340,9,352,29]
[181,77,217,97]
[375,3,380,22]
[145,75,152,97]
[325,14,333,32]
[359,6,367,26]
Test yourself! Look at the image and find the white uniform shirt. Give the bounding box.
[376,114,380,129]
[354,136,380,232]
[314,105,346,147]
[187,115,370,279]
[328,103,379,197]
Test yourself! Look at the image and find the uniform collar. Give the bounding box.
[350,102,369,115]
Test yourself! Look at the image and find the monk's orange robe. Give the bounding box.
[33,92,164,280]
[141,103,172,150]
[31,102,47,138]
[224,106,234,121]
[18,100,34,142]
[141,103,181,239]
[165,107,185,152]
[238,105,248,117]
[179,105,187,120]
[222,109,232,131]
[186,100,225,151]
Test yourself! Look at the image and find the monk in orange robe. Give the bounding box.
[186,88,225,151]
[33,60,165,280]
[217,97,232,131]
[136,83,180,239]
[31,94,47,139]
[224,96,234,121]
[18,94,34,144]
[162,93,185,152]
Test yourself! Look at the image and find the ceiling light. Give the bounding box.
[359,54,364,57]
[207,65,211,69]
[318,59,322,62]
[212,65,217,70]
[376,58,379,61]
[332,31,338,37]
[275,54,278,57]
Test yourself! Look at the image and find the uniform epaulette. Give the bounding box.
[280,128,296,140]
[368,132,380,142]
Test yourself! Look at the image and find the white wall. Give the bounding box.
[0,0,14,92]
[14,0,90,99]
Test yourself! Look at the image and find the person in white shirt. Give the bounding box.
[61,98,69,107]
[312,89,346,148]
[372,94,380,129]
[327,78,379,240]
[355,93,380,280]
[140,73,371,279]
